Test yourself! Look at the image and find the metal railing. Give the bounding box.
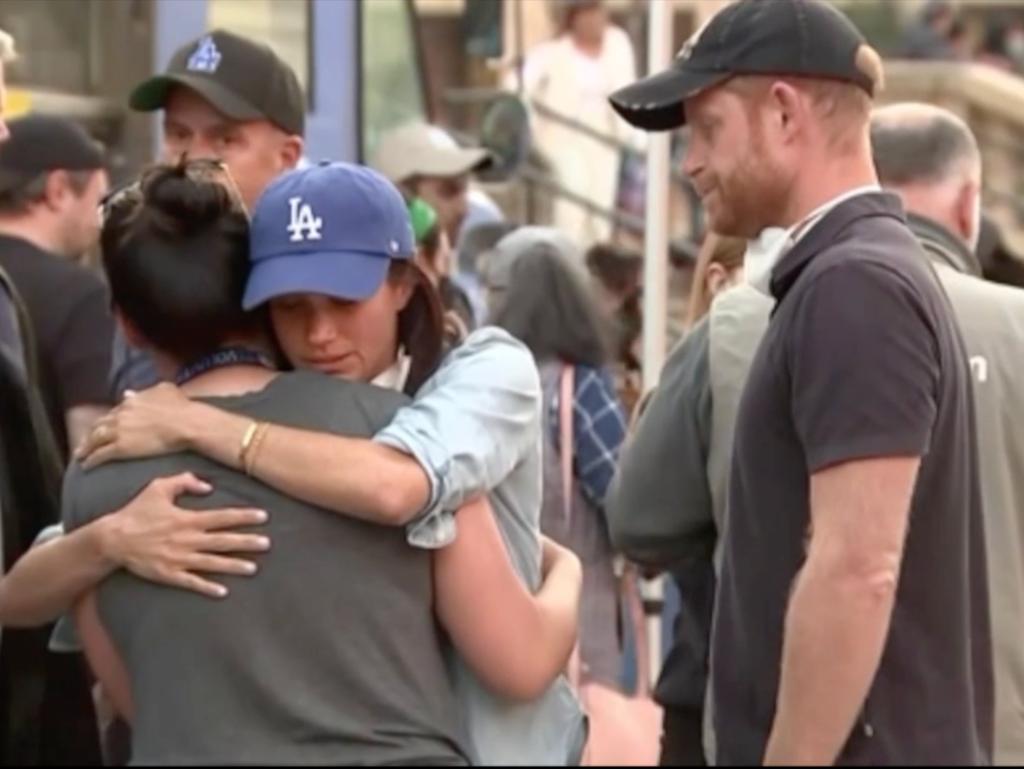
[444,86,703,243]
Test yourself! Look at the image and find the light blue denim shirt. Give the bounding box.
[376,327,586,766]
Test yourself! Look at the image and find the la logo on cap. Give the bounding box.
[677,16,712,61]
[287,196,323,242]
[187,36,222,73]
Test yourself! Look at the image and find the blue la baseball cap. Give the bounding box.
[243,162,415,310]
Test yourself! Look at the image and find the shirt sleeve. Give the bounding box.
[558,366,626,509]
[788,261,940,473]
[55,275,115,408]
[606,319,717,568]
[374,328,542,549]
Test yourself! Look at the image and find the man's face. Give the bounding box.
[413,174,469,243]
[161,87,297,211]
[55,169,109,258]
[0,61,9,142]
[570,5,608,46]
[682,84,795,239]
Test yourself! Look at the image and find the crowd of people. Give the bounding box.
[901,0,1024,74]
[2,0,1024,765]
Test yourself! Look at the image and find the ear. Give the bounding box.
[705,262,728,297]
[279,135,304,171]
[114,309,150,351]
[389,267,418,312]
[956,179,981,246]
[766,81,804,143]
[42,170,70,211]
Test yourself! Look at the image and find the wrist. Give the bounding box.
[93,514,127,572]
[178,401,219,450]
[187,403,249,467]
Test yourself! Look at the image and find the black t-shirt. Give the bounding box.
[713,193,993,765]
[0,236,114,457]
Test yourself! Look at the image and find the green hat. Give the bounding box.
[408,197,438,244]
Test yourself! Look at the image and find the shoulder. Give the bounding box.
[605,25,634,52]
[431,328,540,393]
[802,243,937,312]
[938,266,1024,337]
[51,261,110,311]
[268,370,411,413]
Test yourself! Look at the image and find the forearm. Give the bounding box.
[532,543,583,679]
[184,402,429,525]
[765,561,896,765]
[435,503,580,701]
[0,520,118,627]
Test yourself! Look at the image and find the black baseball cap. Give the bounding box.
[130,29,305,136]
[610,0,880,132]
[0,115,106,194]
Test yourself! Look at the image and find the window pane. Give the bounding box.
[361,0,427,161]
[0,0,95,92]
[207,0,311,100]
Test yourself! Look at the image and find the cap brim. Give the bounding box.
[242,251,391,310]
[409,147,493,180]
[609,67,730,132]
[130,73,265,123]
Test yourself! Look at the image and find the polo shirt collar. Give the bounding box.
[744,185,881,297]
[769,191,907,302]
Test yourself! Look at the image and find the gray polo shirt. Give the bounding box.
[713,193,993,765]
[63,371,469,766]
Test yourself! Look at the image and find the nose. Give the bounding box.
[305,307,338,347]
[682,137,704,181]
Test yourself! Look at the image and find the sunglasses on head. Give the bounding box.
[99,158,235,220]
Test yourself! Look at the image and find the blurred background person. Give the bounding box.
[408,196,475,338]
[485,227,626,689]
[513,0,640,246]
[608,232,764,766]
[372,122,503,260]
[0,116,113,460]
[901,0,959,60]
[585,241,642,413]
[455,220,518,327]
[683,234,746,330]
[0,30,104,768]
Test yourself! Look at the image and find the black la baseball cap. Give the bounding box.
[610,0,881,132]
[130,29,305,136]
[0,115,106,194]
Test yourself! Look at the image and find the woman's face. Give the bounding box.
[269,275,413,382]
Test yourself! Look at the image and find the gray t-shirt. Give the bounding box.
[63,371,469,766]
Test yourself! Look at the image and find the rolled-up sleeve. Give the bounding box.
[375,328,542,549]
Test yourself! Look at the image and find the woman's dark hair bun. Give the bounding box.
[140,159,242,237]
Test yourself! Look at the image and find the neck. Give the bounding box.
[0,217,64,256]
[888,185,965,245]
[778,144,878,229]
[157,338,276,398]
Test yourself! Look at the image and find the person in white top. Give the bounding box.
[512,0,640,246]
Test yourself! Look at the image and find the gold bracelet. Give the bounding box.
[244,423,271,477]
[238,421,259,469]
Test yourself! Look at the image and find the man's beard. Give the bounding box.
[708,154,792,240]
